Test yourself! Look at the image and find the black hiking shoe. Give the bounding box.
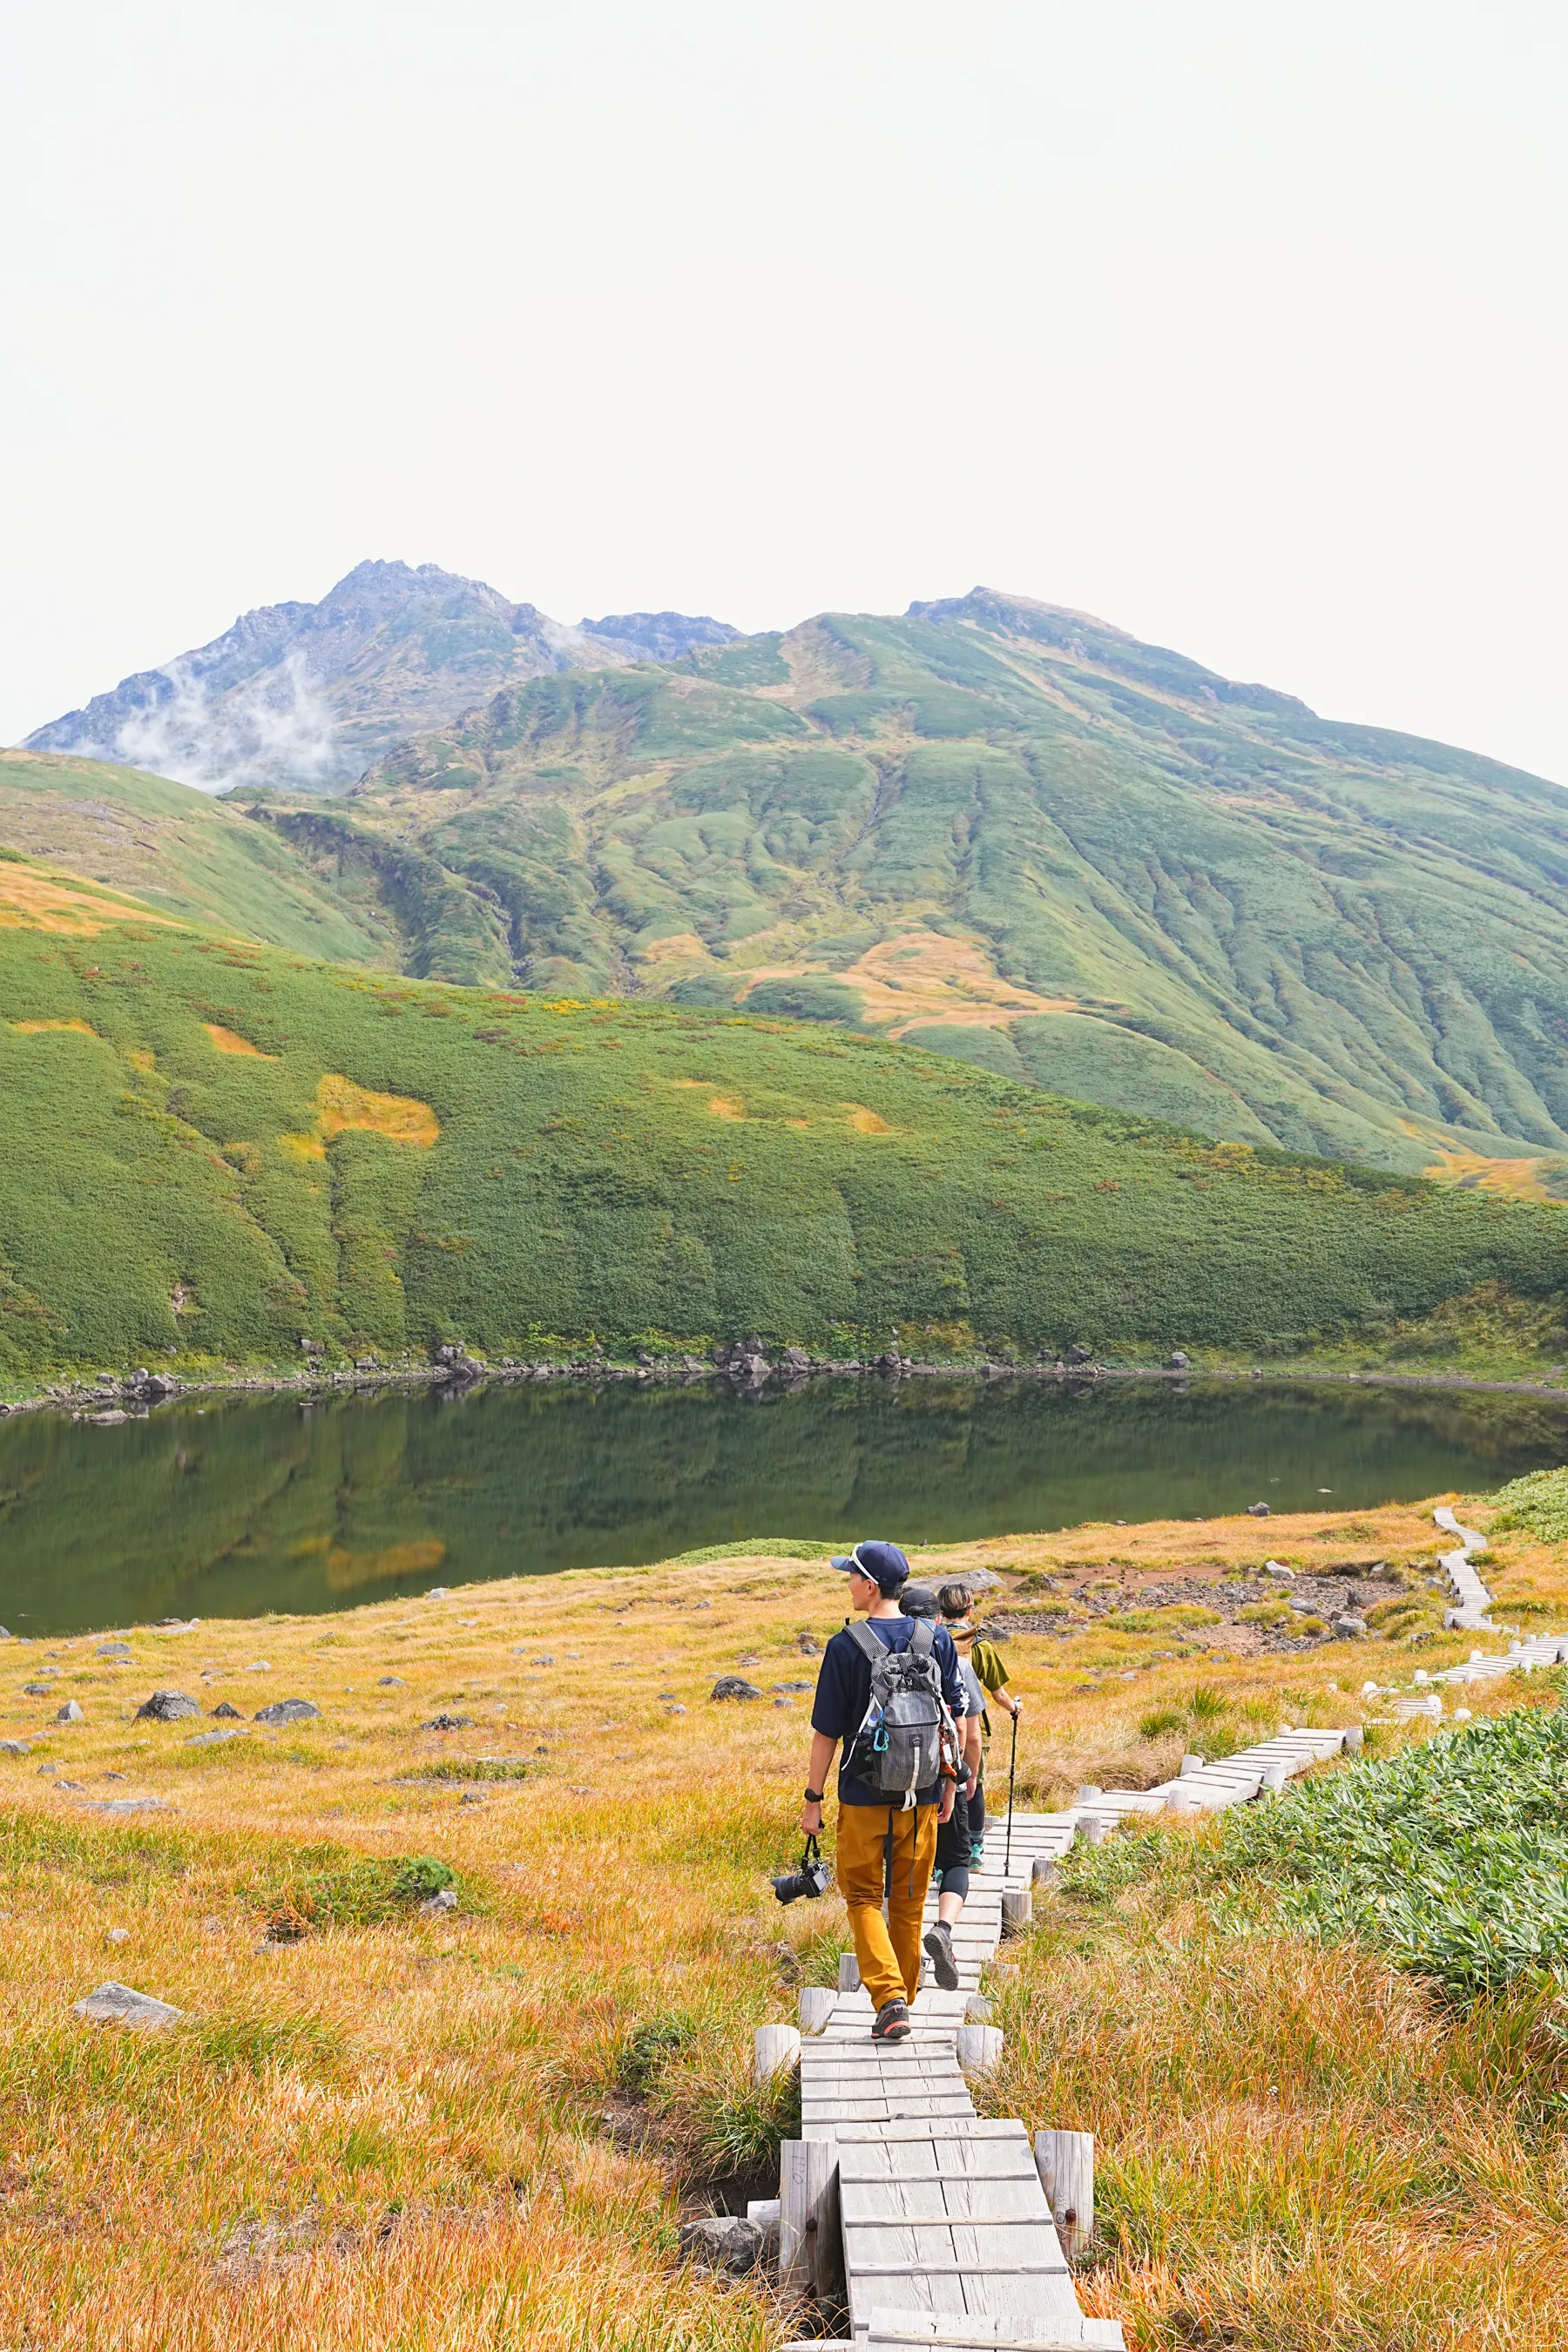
[871,1998,911,2043]
[923,1920,960,1991]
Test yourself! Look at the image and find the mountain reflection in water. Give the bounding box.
[3,1375,1565,1635]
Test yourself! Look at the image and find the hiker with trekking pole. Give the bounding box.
[937,1579,1022,1870]
[797,1542,970,2043]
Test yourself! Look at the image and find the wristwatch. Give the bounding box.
[804,1787,825,1804]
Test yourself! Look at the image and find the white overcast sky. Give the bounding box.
[3,1,1565,780]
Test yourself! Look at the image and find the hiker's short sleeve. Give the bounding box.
[933,1625,968,1719]
[970,1638,1009,1694]
[809,1632,860,1740]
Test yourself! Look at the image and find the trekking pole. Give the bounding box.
[1004,1701,1019,1879]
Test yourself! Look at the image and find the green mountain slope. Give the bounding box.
[1,868,1564,1388]
[16,589,1568,1183]
[0,750,396,963]
[327,591,1568,1175]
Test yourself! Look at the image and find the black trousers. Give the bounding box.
[935,1781,983,1901]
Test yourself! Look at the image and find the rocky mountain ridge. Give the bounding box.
[23,560,740,795]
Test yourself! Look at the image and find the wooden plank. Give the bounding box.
[829,2121,1029,2141]
[848,2260,1069,2278]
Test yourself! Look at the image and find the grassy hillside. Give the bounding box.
[1,859,1566,1388]
[1,1493,1565,2349]
[0,751,396,964]
[19,591,1568,1186]
[331,591,1568,1177]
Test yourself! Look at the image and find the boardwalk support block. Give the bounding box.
[780,2137,842,2301]
[754,2024,801,2085]
[1035,2126,1094,2261]
[956,2024,1004,2074]
[798,1986,836,2035]
[1000,1888,1032,1936]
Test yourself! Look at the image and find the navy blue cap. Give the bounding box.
[831,1540,911,1593]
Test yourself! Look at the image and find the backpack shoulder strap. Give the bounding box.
[909,1619,936,1662]
[846,1619,885,1666]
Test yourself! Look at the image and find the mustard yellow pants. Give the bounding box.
[835,1801,938,2012]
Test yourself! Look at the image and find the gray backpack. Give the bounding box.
[846,1619,946,1803]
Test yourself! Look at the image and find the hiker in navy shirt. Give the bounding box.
[800,1540,968,2040]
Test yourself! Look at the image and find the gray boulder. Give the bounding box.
[679,2214,763,2276]
[135,1690,200,1722]
[1167,1349,1190,1369]
[711,1676,762,1701]
[253,1699,321,1727]
[1247,1502,1271,1518]
[420,1887,459,1916]
[0,1739,30,1756]
[1064,1342,1093,1365]
[72,1980,183,2032]
[56,1700,84,1724]
[423,1712,471,1730]
[211,1700,242,1720]
[1333,1615,1369,1639]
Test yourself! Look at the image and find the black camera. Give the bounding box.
[772,1834,831,1904]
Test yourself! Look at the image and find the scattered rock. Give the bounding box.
[1247,1502,1271,1518]
[710,1676,762,1702]
[425,1587,450,1600]
[377,1676,406,1687]
[1333,1615,1369,1639]
[105,1927,130,1945]
[86,1409,129,1426]
[245,1659,271,1673]
[420,1888,459,1916]
[187,1726,250,1747]
[1166,1350,1190,1369]
[678,2214,763,2277]
[253,1699,321,1727]
[773,1940,801,1982]
[458,1790,484,1807]
[0,1740,30,1757]
[85,1797,167,1815]
[1261,1559,1295,1579]
[96,1642,133,1659]
[23,1683,52,1698]
[1064,1342,1093,1365]
[211,1700,243,1720]
[736,1652,762,1666]
[664,1703,688,1715]
[135,1690,201,1722]
[423,1713,472,1731]
[795,1631,821,1654]
[772,1680,813,1692]
[55,1700,84,1724]
[72,1981,183,2031]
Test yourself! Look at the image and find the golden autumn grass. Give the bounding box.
[2,1490,1566,2349]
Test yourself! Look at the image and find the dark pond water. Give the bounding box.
[2,1375,1565,1636]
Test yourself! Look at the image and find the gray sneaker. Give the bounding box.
[871,1998,911,2042]
[923,1920,959,1990]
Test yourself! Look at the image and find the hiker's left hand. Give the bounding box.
[938,1781,956,1822]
